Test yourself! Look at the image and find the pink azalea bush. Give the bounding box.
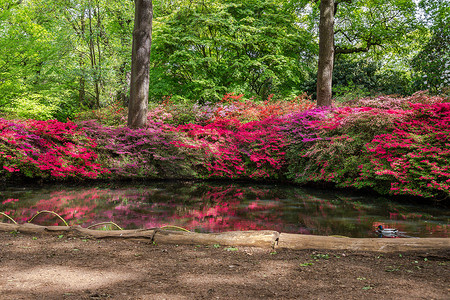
[1,92,449,200]
[171,117,287,179]
[284,93,450,199]
[145,93,315,126]
[362,102,450,197]
[80,120,202,179]
[0,118,108,180]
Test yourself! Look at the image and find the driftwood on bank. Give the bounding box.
[277,233,450,252]
[0,222,278,248]
[0,222,157,238]
[0,222,449,252]
[154,229,280,248]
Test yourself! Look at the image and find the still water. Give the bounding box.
[0,181,448,238]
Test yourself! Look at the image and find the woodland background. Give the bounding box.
[0,0,448,121]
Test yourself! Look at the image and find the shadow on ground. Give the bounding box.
[0,231,449,299]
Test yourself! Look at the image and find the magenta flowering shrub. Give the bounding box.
[298,106,410,186]
[79,120,200,179]
[236,118,288,179]
[362,102,450,197]
[1,92,448,200]
[0,118,108,180]
[172,117,287,179]
[284,94,450,199]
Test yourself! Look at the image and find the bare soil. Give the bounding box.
[0,231,449,300]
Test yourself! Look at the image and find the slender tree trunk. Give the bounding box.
[87,1,100,108]
[116,14,131,106]
[316,0,335,107]
[79,67,86,106]
[128,0,153,128]
[79,16,86,107]
[95,0,103,107]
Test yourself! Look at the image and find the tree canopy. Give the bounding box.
[149,0,316,102]
[0,0,447,120]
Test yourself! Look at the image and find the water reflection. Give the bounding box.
[0,182,448,238]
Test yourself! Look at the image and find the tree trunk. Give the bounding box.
[79,16,86,107]
[128,0,152,128]
[316,0,335,107]
[87,2,100,108]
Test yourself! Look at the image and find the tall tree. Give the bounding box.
[316,0,334,106]
[315,0,418,105]
[128,0,153,128]
[0,0,135,120]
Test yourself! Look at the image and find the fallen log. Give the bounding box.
[0,222,449,252]
[0,222,157,239]
[153,229,280,248]
[277,233,450,252]
[0,222,278,248]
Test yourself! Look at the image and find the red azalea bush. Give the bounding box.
[362,102,450,197]
[284,106,410,183]
[0,118,108,180]
[1,92,449,200]
[146,93,315,126]
[172,117,287,179]
[284,93,450,199]
[207,93,315,123]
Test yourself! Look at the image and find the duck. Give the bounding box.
[376,225,399,238]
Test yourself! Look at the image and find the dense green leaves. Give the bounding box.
[334,0,418,55]
[149,0,315,103]
[0,0,134,120]
[0,0,446,117]
[411,0,450,93]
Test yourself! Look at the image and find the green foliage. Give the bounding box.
[150,0,315,103]
[411,0,450,94]
[0,0,134,120]
[0,0,441,118]
[312,253,330,260]
[303,57,414,101]
[334,0,418,55]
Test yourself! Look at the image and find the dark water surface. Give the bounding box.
[1,181,448,238]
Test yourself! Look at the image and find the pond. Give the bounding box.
[0,181,448,238]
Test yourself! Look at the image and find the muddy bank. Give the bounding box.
[0,231,449,300]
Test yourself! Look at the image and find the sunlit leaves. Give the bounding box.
[150,0,315,102]
[411,0,450,93]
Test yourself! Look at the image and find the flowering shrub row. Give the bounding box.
[171,117,287,179]
[141,93,315,126]
[0,119,108,179]
[1,92,449,200]
[283,93,449,199]
[363,102,450,197]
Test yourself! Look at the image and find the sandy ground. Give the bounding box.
[0,231,449,300]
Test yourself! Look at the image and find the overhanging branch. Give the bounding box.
[335,39,381,54]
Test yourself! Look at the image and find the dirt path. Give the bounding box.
[0,231,449,299]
